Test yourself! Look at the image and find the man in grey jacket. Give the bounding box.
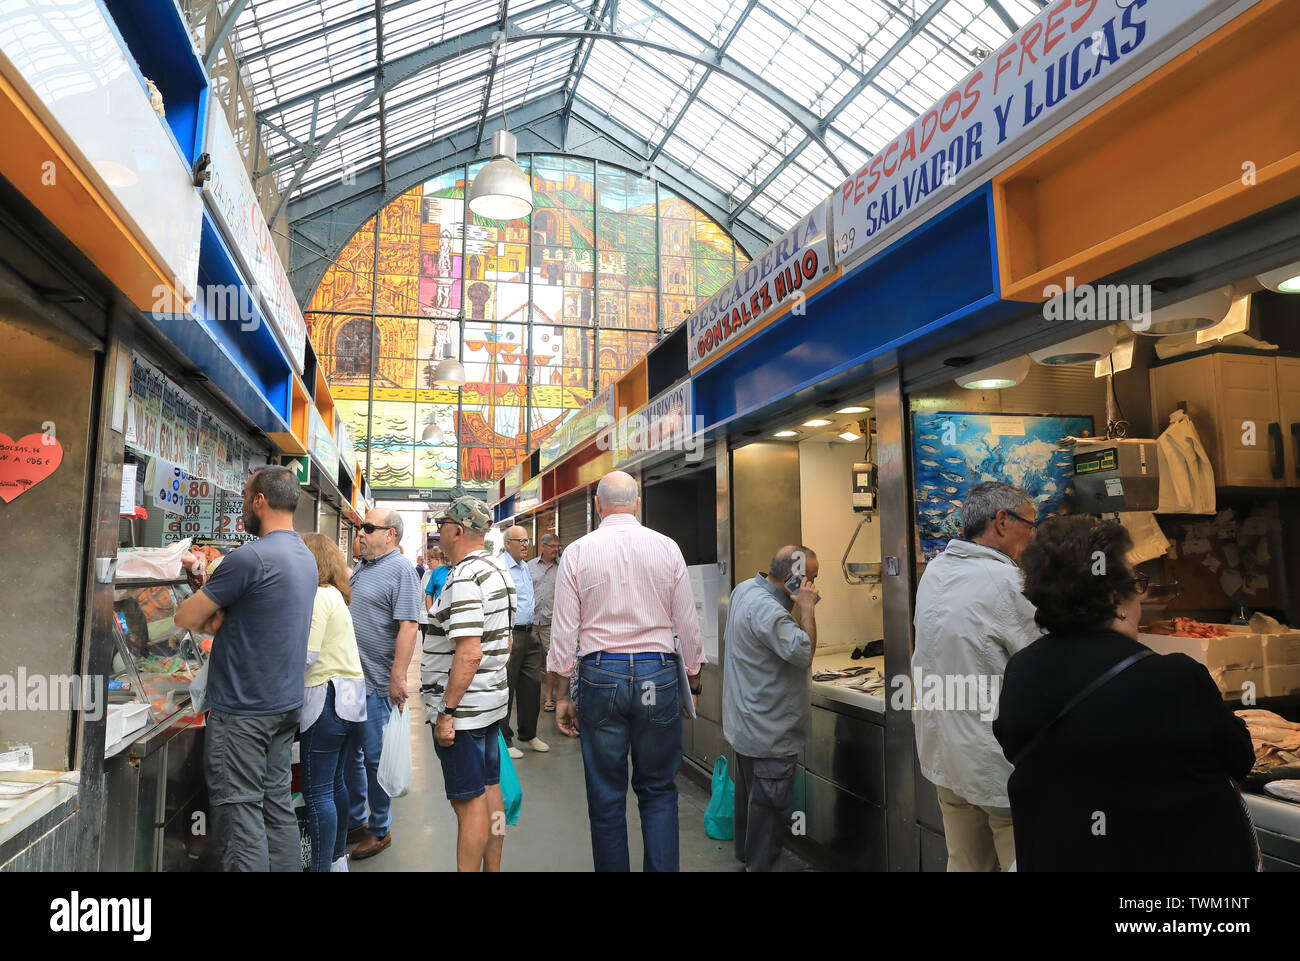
[721,545,819,872]
[912,481,1041,872]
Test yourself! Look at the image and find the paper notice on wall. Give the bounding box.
[1223,544,1240,569]
[1246,573,1269,592]
[1220,569,1244,597]
[1182,535,1212,555]
[1202,554,1221,573]
[989,417,1026,437]
[120,463,137,515]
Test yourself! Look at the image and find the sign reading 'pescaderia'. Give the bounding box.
[687,198,831,371]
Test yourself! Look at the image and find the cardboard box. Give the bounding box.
[1265,664,1300,698]
[1217,668,1266,701]
[1139,632,1263,672]
[1261,632,1300,668]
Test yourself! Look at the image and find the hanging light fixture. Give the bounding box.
[468,29,533,221]
[431,342,466,389]
[421,411,445,445]
[955,355,1032,389]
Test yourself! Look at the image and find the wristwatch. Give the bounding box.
[441,703,460,718]
[689,679,702,696]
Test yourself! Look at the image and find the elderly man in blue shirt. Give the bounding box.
[501,525,548,759]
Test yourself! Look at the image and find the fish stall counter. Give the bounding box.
[788,647,888,871]
[1245,794,1300,871]
[811,650,886,714]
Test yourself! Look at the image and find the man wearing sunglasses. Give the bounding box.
[345,509,423,860]
[912,480,1042,873]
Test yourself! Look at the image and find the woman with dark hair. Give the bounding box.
[993,515,1258,871]
[300,533,368,872]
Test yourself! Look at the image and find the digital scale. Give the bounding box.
[1069,438,1160,513]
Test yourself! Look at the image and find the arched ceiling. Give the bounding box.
[215,0,1048,297]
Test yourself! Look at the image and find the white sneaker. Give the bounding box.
[331,855,349,872]
[507,745,524,759]
[524,737,550,753]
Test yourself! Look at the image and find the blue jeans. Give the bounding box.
[346,691,393,837]
[300,684,365,871]
[578,653,682,872]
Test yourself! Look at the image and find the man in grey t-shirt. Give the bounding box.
[174,465,317,872]
[344,508,423,860]
[720,545,819,872]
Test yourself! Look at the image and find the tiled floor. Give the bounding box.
[347,662,808,872]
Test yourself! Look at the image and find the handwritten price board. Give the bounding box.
[0,433,63,503]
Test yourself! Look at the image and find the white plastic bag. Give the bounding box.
[116,537,196,581]
[377,702,412,798]
[1156,409,1216,514]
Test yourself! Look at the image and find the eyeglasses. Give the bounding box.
[507,537,529,543]
[1004,511,1038,528]
[360,523,394,534]
[436,519,462,531]
[1130,572,1150,596]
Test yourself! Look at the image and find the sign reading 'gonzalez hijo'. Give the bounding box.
[832,0,1230,267]
[688,198,831,370]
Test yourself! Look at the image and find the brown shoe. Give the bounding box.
[352,832,391,860]
[347,824,369,845]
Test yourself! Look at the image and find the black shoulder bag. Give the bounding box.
[1011,650,1153,767]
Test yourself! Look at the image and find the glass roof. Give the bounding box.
[228,0,1047,231]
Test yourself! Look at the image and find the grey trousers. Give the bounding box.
[503,626,543,744]
[733,753,796,872]
[205,707,302,872]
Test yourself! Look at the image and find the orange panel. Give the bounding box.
[0,70,187,311]
[995,0,1300,301]
[266,379,311,455]
[616,358,648,415]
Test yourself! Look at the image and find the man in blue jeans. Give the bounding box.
[345,508,423,860]
[547,471,705,871]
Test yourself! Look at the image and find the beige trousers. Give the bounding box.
[935,785,1016,872]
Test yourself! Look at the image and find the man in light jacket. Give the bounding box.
[912,481,1041,872]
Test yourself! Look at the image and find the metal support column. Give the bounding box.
[876,366,920,871]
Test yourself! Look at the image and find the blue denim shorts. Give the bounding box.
[432,720,501,801]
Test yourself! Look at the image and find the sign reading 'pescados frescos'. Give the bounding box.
[831,0,1232,267]
[687,198,831,371]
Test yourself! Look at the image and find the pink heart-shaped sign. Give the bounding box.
[0,433,64,503]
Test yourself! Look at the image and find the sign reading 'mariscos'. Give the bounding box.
[687,198,831,371]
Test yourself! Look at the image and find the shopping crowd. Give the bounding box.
[173,466,706,872]
[173,465,1260,873]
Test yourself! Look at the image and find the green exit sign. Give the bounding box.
[286,457,309,484]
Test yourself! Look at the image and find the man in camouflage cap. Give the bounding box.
[422,495,517,870]
[435,495,494,533]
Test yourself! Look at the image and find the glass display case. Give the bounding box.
[108,578,209,745]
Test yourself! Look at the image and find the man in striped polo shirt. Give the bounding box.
[422,496,516,871]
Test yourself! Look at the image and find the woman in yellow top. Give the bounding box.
[300,534,368,872]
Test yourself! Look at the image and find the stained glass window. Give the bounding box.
[307,158,746,489]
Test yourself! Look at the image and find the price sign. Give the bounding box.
[163,495,215,543]
[214,495,255,543]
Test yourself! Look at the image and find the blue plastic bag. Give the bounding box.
[497,730,522,825]
[703,756,734,840]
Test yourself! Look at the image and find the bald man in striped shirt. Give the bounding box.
[547,470,706,872]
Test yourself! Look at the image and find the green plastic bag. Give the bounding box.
[497,730,522,825]
[703,756,734,840]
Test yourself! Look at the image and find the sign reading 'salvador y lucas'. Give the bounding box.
[688,198,831,371]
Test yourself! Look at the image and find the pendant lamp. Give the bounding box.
[469,129,533,220]
[431,342,466,389]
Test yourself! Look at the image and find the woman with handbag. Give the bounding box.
[992,516,1259,871]
[300,533,369,872]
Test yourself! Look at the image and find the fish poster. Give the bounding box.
[912,411,1094,561]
